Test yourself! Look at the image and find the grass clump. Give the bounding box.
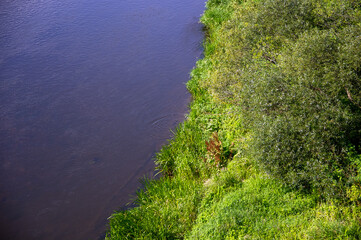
[106,177,202,239]
[106,0,361,239]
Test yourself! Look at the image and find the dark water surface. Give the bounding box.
[0,0,204,239]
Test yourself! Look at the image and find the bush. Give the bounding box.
[204,0,361,196]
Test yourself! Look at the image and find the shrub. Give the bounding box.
[204,0,361,196]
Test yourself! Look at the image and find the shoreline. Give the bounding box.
[105,0,361,238]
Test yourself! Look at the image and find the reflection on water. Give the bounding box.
[0,0,204,239]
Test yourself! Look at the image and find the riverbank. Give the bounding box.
[106,0,361,238]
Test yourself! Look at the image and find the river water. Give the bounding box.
[0,0,204,239]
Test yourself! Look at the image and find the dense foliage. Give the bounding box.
[105,0,361,239]
[203,0,361,197]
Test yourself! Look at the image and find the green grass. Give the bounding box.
[105,0,361,239]
[189,174,361,239]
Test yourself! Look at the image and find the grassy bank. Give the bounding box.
[106,0,361,239]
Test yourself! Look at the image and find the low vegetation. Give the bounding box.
[106,0,361,239]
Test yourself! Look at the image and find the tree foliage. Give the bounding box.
[204,0,361,196]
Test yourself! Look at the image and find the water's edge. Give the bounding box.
[0,1,205,239]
